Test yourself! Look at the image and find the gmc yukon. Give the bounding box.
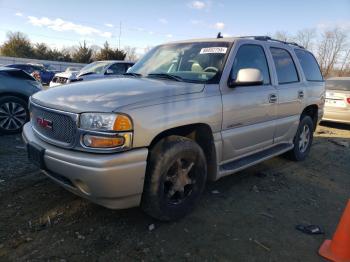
[23,36,325,220]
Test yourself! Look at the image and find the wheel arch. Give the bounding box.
[0,92,30,103]
[301,104,318,131]
[148,123,218,181]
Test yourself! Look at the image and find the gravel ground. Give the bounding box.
[0,122,349,261]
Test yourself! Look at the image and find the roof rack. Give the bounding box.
[238,35,305,49]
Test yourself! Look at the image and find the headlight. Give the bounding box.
[79,113,132,132]
[79,113,133,150]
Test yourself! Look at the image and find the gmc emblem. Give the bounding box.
[37,117,53,129]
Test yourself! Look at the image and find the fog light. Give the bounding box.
[83,135,125,148]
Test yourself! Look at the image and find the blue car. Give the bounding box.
[5,63,56,84]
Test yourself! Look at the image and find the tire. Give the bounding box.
[286,115,314,161]
[141,136,207,221]
[0,96,29,134]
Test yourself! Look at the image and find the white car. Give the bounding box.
[49,61,134,87]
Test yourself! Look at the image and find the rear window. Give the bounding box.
[326,80,350,91]
[0,70,36,81]
[270,47,299,84]
[295,49,323,81]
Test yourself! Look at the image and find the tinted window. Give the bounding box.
[231,45,270,85]
[270,48,299,84]
[108,63,126,74]
[295,49,323,81]
[326,80,350,91]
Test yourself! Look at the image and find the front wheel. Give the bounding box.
[287,115,314,161]
[141,136,207,221]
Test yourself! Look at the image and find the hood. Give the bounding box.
[32,77,204,113]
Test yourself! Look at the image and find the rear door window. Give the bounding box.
[270,47,299,84]
[295,49,323,81]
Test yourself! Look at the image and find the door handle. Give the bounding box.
[298,90,304,99]
[269,94,277,103]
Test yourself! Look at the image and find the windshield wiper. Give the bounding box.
[147,73,183,82]
[123,72,142,77]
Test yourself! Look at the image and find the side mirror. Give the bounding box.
[105,69,114,75]
[228,68,264,87]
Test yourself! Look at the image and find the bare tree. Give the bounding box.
[273,31,291,42]
[338,48,350,76]
[317,27,347,78]
[294,28,316,50]
[124,46,138,62]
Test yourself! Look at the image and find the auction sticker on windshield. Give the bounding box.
[200,47,227,54]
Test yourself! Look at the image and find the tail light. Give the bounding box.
[347,98,350,104]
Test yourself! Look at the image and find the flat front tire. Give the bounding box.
[141,136,207,221]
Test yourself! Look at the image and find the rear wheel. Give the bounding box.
[141,136,207,221]
[0,96,29,134]
[287,115,314,161]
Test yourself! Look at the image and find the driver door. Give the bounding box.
[220,43,277,162]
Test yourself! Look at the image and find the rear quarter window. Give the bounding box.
[295,49,323,81]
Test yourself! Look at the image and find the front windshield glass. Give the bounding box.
[128,42,231,83]
[79,61,111,75]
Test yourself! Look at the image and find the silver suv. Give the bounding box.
[23,36,325,221]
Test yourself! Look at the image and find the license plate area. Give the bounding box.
[27,143,46,169]
[325,99,346,108]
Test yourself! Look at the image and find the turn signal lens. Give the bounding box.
[83,135,125,148]
[113,115,133,131]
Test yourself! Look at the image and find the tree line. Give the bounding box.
[0,32,138,63]
[0,28,349,78]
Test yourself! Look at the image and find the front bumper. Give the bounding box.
[322,108,350,124]
[22,123,148,209]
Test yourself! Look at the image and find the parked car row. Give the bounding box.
[49,60,134,87]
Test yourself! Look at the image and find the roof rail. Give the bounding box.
[238,35,305,49]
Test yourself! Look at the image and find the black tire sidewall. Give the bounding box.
[292,116,314,161]
[142,136,207,221]
[0,96,29,134]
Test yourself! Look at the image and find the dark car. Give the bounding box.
[0,67,42,134]
[5,63,55,84]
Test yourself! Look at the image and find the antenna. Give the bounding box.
[217,32,223,39]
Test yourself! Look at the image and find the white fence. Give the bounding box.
[0,56,86,72]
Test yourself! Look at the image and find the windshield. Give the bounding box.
[326,80,350,91]
[79,61,111,75]
[128,42,231,83]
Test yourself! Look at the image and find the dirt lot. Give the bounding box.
[0,122,349,261]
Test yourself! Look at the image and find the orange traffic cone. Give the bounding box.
[319,200,350,262]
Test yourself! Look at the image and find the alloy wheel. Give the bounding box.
[0,102,27,131]
[164,158,196,205]
[299,124,310,153]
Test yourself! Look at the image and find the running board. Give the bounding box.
[218,143,293,179]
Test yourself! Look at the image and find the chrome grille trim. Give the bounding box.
[29,100,79,148]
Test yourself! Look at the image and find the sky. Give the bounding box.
[0,0,349,54]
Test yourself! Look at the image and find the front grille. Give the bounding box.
[31,103,77,146]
